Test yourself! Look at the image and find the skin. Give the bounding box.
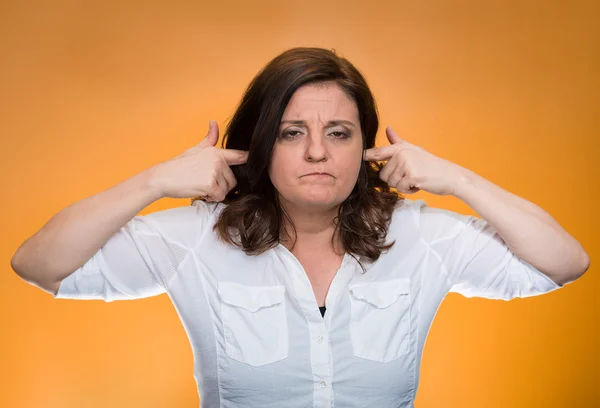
[268,81,363,253]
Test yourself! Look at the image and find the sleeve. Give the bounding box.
[53,200,213,302]
[414,199,563,300]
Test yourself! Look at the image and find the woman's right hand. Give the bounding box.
[150,120,248,201]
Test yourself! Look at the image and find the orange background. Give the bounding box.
[2,1,598,407]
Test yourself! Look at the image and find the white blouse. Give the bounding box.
[54,198,563,408]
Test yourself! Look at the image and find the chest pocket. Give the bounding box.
[217,282,289,367]
[348,278,412,363]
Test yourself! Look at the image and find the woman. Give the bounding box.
[11,47,589,407]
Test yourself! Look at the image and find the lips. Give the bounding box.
[303,172,333,177]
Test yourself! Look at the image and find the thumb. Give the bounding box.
[386,126,404,145]
[198,120,219,148]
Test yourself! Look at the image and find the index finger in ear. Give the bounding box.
[363,145,395,161]
[222,149,249,165]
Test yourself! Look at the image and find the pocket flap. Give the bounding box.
[349,278,410,309]
[218,282,285,312]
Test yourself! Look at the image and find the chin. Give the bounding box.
[289,192,345,209]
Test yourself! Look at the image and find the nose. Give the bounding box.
[305,129,327,162]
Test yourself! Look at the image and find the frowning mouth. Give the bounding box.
[302,172,333,177]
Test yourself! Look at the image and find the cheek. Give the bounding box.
[269,146,294,186]
[338,158,361,186]
[337,146,363,181]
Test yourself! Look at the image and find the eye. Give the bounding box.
[279,129,351,139]
[330,131,350,139]
[280,130,302,139]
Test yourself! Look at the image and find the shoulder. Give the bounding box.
[131,200,226,248]
[389,197,422,226]
[403,198,474,244]
[386,198,421,238]
[140,200,222,224]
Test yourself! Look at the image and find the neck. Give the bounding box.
[279,200,343,254]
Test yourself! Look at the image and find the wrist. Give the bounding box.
[451,167,478,199]
[142,165,166,201]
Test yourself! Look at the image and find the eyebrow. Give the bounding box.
[279,119,356,128]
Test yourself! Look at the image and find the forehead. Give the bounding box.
[282,82,358,121]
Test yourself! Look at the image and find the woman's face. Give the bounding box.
[269,82,363,211]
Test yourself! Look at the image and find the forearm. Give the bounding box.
[11,167,164,285]
[452,168,589,285]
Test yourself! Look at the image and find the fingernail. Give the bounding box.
[208,120,212,132]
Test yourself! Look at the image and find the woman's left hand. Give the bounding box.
[363,127,469,196]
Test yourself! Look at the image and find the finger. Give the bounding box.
[221,165,238,192]
[202,178,218,202]
[221,149,249,166]
[397,176,417,194]
[387,169,405,190]
[198,120,219,148]
[363,144,396,162]
[386,126,405,145]
[212,172,228,201]
[379,154,399,182]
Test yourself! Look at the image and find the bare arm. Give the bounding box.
[11,121,247,298]
[11,167,164,296]
[452,167,589,286]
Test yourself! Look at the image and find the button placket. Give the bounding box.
[277,246,357,407]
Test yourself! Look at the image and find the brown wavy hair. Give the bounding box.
[191,47,404,271]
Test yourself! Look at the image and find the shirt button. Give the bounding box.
[316,335,324,343]
[319,381,327,388]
